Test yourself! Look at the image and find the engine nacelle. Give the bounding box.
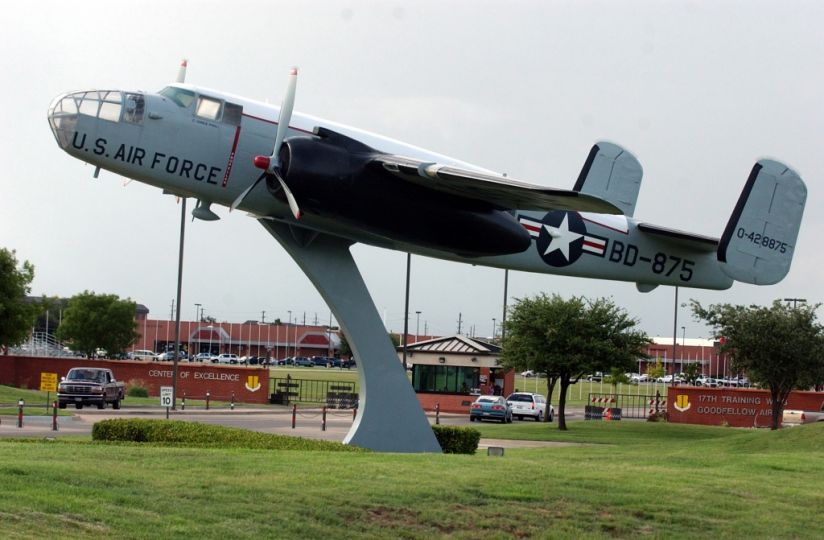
[267,129,530,257]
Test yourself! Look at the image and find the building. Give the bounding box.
[134,310,340,359]
[399,335,515,413]
[641,337,734,377]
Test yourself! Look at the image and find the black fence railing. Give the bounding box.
[585,392,666,420]
[269,378,358,409]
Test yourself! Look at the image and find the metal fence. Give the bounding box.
[269,377,358,409]
[585,392,666,420]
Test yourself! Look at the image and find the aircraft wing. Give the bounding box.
[374,155,623,215]
[637,222,719,252]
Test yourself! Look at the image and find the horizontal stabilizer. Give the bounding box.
[717,159,806,285]
[573,142,643,217]
[637,223,719,252]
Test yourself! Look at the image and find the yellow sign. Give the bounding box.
[40,372,58,392]
[674,394,691,412]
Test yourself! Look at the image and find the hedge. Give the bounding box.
[92,419,366,452]
[432,425,481,454]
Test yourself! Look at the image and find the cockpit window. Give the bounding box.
[196,96,222,121]
[160,86,196,108]
[73,90,122,122]
[223,102,243,126]
[124,93,144,124]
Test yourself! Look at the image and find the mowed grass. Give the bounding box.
[1,421,823,539]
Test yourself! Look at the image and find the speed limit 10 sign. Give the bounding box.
[160,386,174,408]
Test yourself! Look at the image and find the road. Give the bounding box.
[0,405,585,449]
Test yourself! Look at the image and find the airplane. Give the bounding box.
[47,63,807,452]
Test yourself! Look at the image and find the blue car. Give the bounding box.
[469,395,513,423]
[293,357,313,367]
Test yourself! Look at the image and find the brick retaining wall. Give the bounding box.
[0,355,269,403]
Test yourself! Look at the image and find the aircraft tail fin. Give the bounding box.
[717,159,806,285]
[573,141,643,217]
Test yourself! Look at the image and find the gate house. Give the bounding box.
[399,335,514,414]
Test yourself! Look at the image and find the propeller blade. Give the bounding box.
[230,172,267,211]
[272,67,298,168]
[277,174,301,219]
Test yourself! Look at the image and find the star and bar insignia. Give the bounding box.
[519,211,609,267]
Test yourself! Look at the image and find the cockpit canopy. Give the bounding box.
[48,90,145,148]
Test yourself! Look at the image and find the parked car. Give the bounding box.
[587,372,605,382]
[506,392,554,422]
[215,353,239,364]
[156,350,187,361]
[311,356,330,367]
[469,395,513,423]
[293,357,313,367]
[128,349,156,361]
[520,370,535,378]
[276,357,293,366]
[194,352,215,362]
[695,376,720,387]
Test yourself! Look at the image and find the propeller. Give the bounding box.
[231,67,301,219]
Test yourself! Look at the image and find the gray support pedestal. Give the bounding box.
[260,221,441,453]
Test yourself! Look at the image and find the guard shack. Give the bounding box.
[398,335,514,414]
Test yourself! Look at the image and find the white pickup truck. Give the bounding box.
[782,409,824,426]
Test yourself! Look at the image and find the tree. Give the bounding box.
[682,361,702,386]
[0,248,37,352]
[56,291,138,358]
[692,300,824,429]
[647,358,665,380]
[501,294,649,429]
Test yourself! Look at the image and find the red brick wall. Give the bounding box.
[417,393,477,414]
[667,386,824,427]
[0,356,269,404]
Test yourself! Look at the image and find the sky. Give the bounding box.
[2,0,822,341]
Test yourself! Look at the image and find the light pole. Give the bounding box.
[672,286,679,379]
[415,311,421,344]
[492,318,496,340]
[681,325,686,375]
[288,310,292,357]
[402,253,411,370]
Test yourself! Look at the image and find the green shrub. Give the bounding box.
[92,419,366,452]
[126,379,149,398]
[432,425,481,454]
[127,386,148,398]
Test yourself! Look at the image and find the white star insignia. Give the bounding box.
[543,214,582,261]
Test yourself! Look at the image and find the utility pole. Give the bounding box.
[415,311,421,344]
[457,312,463,335]
[783,298,807,308]
[261,310,266,324]
[169,299,175,321]
[501,269,509,341]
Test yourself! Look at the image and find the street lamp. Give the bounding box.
[415,311,421,344]
[492,317,496,340]
[681,326,686,375]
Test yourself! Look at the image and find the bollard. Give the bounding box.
[52,401,58,431]
[231,392,235,411]
[435,402,440,425]
[291,404,297,429]
[182,392,186,411]
[322,406,327,431]
[18,399,24,428]
[206,392,210,410]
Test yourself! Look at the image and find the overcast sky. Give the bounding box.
[2,0,822,340]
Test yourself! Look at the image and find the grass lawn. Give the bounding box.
[1,421,823,538]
